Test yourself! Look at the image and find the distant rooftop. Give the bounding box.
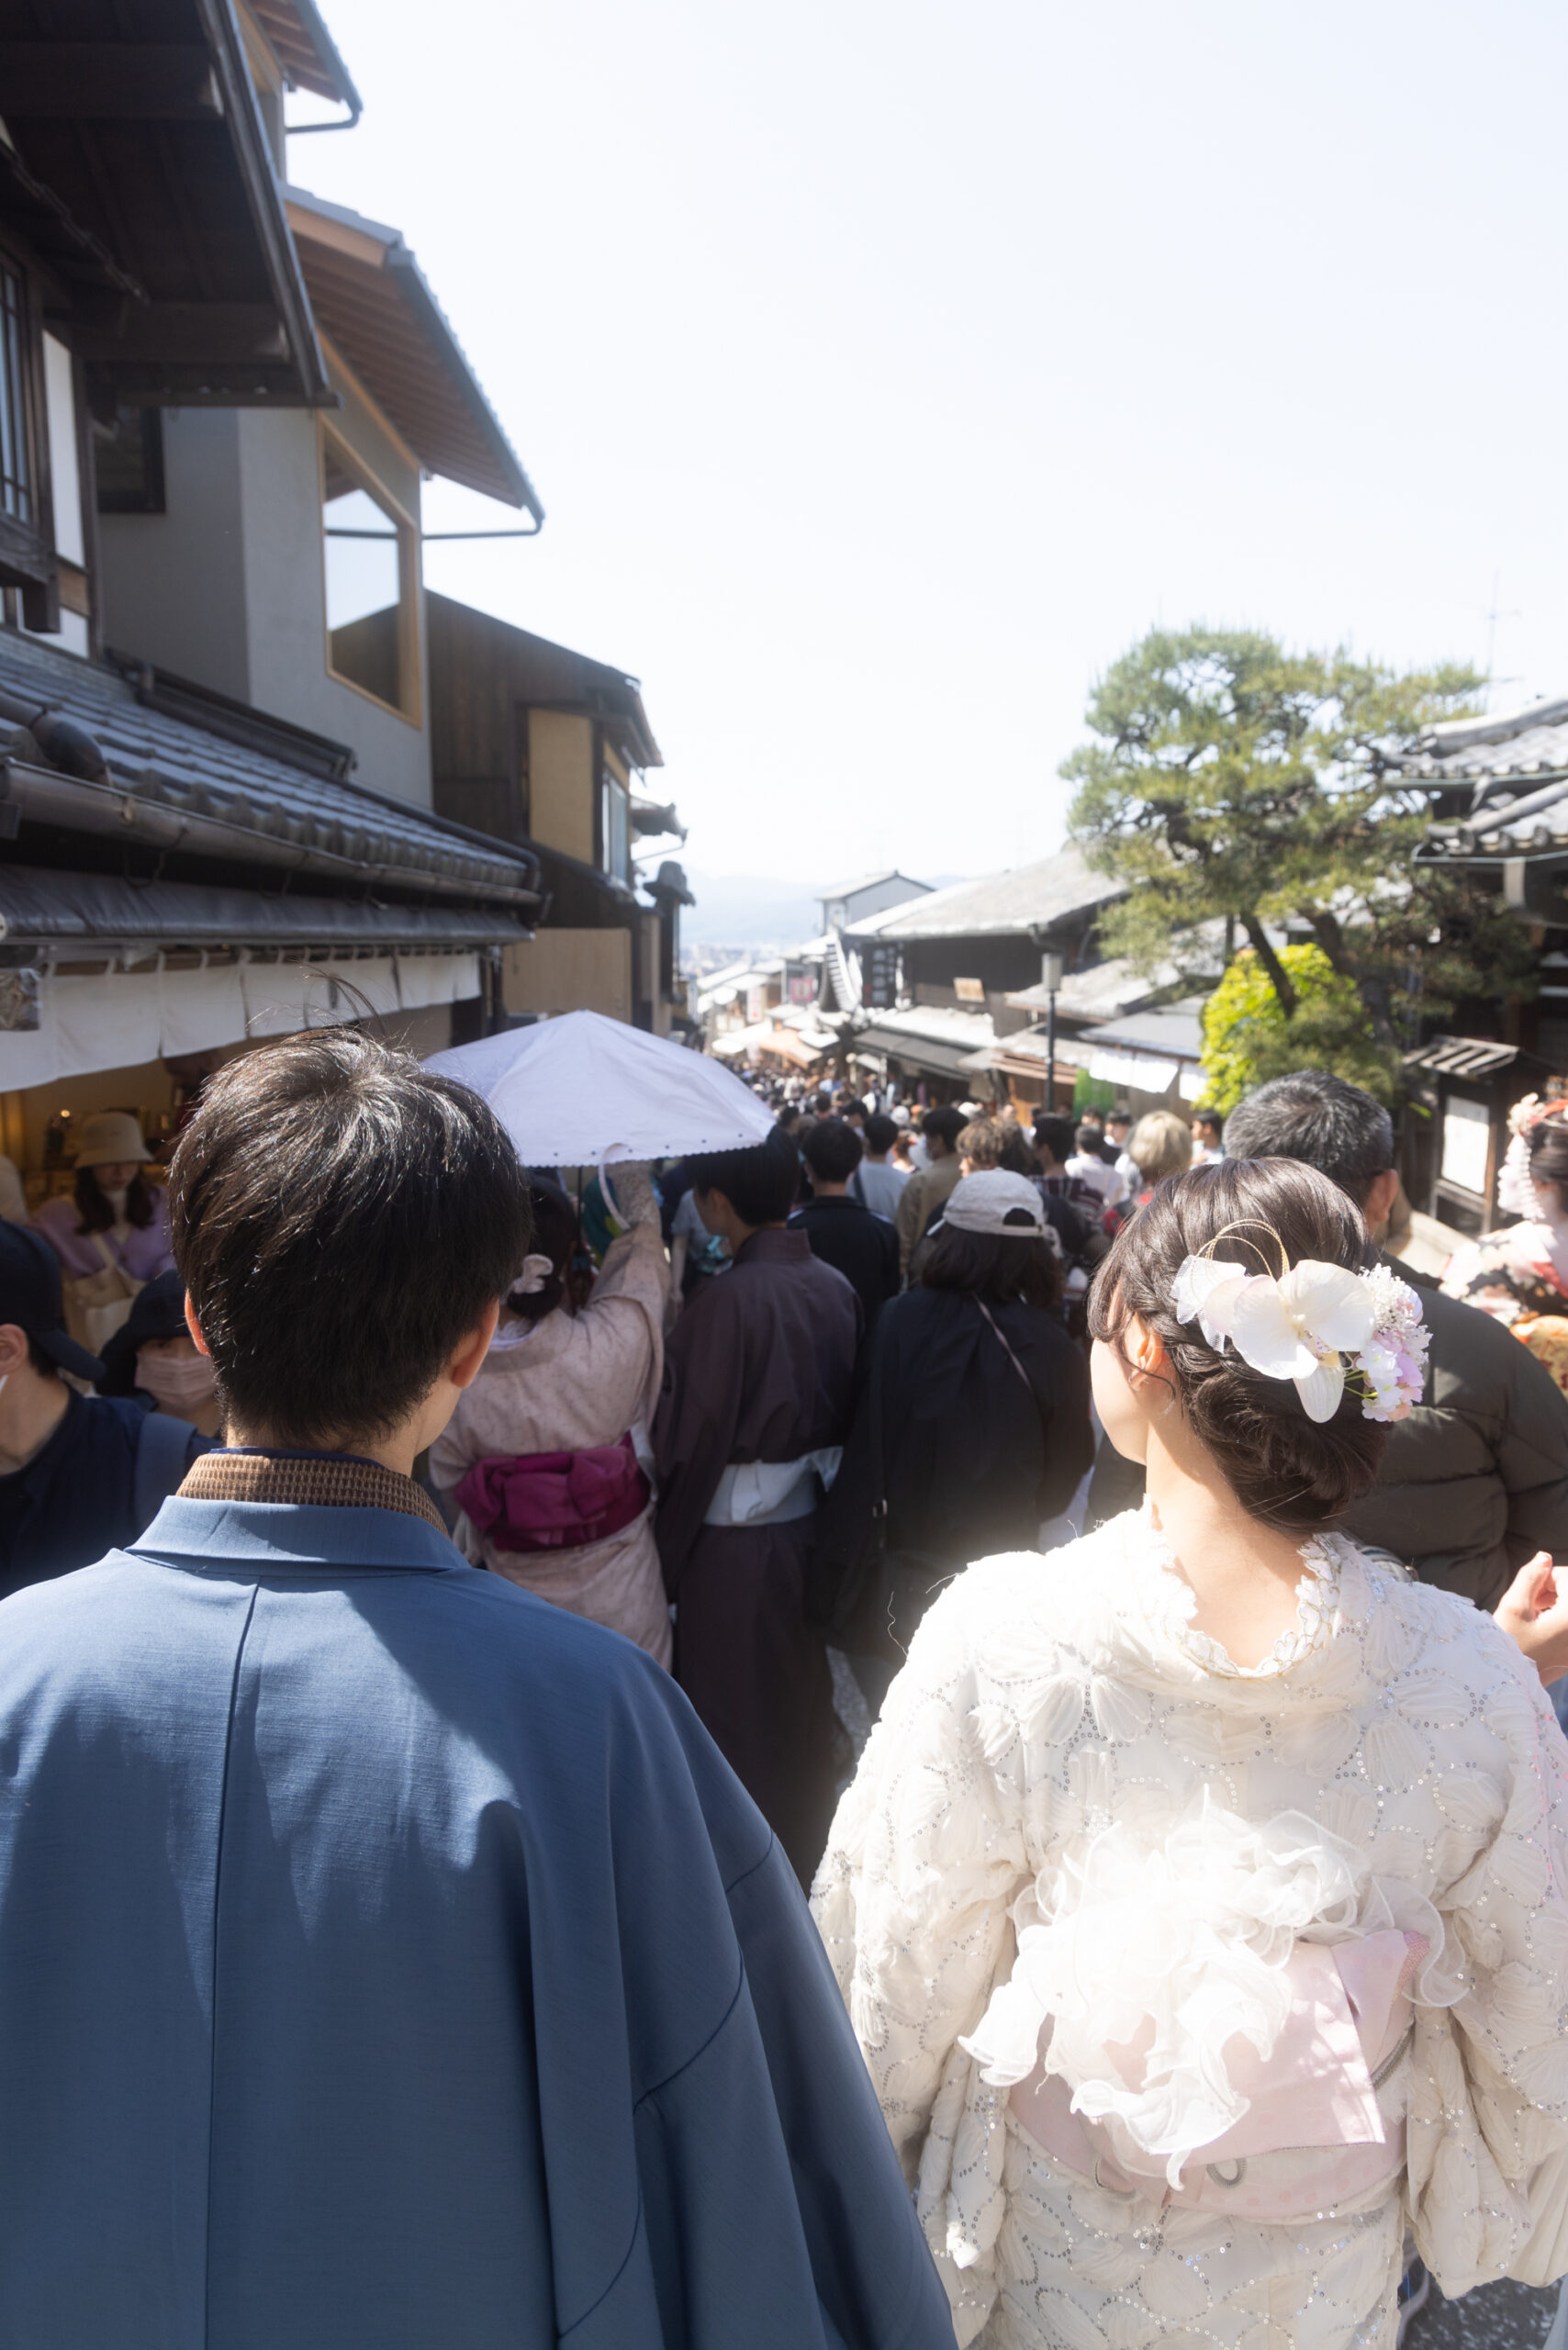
[816,867,933,903]
[845,846,1124,942]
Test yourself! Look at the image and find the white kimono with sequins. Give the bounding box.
[812,1509,1568,2350]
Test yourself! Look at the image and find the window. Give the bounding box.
[320,429,416,718]
[0,257,32,527]
[95,408,165,514]
[601,766,629,882]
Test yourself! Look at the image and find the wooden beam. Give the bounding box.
[70,303,288,364]
[0,44,224,120]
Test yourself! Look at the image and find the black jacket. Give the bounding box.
[822,1285,1094,1647]
[787,1196,900,1337]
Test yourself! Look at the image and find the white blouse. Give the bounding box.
[812,1508,1568,2348]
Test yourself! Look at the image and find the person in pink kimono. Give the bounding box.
[430,1163,672,1667]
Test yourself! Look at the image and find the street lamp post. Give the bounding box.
[1041,949,1064,1110]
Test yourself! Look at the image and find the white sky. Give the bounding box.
[290,0,1568,886]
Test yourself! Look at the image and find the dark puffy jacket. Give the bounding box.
[1087,1259,1568,1611]
[1343,1263,1568,1610]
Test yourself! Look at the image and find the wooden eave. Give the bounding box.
[286,188,542,513]
[247,0,362,111]
[0,0,328,406]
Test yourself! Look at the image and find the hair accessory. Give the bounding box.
[1497,1094,1568,1220]
[512,1253,555,1296]
[1173,1223,1428,1425]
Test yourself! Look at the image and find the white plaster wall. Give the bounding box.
[235,403,432,809]
[95,408,251,699]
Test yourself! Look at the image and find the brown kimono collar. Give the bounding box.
[178,1448,447,1533]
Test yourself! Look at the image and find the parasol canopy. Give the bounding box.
[426,1010,775,1169]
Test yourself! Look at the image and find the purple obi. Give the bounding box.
[455,1435,651,1555]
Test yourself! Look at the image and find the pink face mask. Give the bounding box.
[137,1349,217,1415]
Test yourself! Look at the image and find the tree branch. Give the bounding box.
[1241,914,1298,1017]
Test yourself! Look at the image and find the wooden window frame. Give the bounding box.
[317,418,420,727]
[0,231,57,632]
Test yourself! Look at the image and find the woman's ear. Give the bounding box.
[1126,1314,1167,1378]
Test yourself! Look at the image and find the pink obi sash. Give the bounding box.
[455,1434,651,1555]
[1009,1929,1425,2221]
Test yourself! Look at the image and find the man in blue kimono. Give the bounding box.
[0,1031,950,2350]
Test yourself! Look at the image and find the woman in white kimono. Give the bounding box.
[431,1164,671,1667]
[814,1156,1568,2348]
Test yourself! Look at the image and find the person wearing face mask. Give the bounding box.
[95,1271,223,1438]
[32,1112,175,1351]
[0,1226,209,1598]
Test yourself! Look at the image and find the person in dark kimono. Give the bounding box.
[0,1032,953,2350]
[655,1125,860,1884]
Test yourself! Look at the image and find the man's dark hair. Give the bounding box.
[922,1104,967,1150]
[689,1125,801,1226]
[1080,1106,1105,1128]
[775,1104,801,1135]
[1222,1071,1394,1209]
[863,1113,898,1156]
[1034,1113,1077,1165]
[1193,1110,1224,1138]
[167,1030,532,1447]
[1074,1122,1103,1154]
[841,1096,868,1122]
[1107,1105,1132,1127]
[801,1116,863,1186]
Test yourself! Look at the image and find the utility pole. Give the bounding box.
[1041,949,1063,1110]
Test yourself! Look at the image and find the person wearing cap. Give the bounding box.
[95,1268,223,1438]
[820,1169,1094,1707]
[0,1225,207,1597]
[31,1108,175,1287]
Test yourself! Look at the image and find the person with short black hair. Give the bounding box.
[817,1155,1568,2347]
[894,1103,969,1275]
[0,1029,953,2349]
[655,1124,862,1879]
[1191,1106,1226,1165]
[789,1119,900,1337]
[854,1112,909,1221]
[0,1227,207,1595]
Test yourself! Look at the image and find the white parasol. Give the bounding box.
[425,1009,776,1169]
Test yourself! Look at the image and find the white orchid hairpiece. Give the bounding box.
[1172,1221,1428,1425]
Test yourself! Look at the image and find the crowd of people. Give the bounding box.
[4,1038,1568,2344]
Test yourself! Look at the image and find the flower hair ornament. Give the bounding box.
[1497,1093,1568,1221]
[1172,1220,1428,1425]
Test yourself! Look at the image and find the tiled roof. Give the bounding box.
[0,630,536,907]
[1399,695,1568,865]
[844,846,1123,941]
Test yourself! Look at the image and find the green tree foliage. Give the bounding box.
[1198,946,1395,1114]
[1063,627,1535,1053]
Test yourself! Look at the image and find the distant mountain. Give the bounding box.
[680,868,966,953]
[680,871,824,952]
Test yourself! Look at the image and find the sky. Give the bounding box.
[288,0,1568,893]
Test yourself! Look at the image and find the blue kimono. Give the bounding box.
[0,1473,950,2350]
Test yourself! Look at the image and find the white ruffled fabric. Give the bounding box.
[812,1506,1568,2349]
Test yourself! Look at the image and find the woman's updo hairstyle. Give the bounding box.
[1528,1112,1568,1203]
[506,1177,584,1323]
[1088,1157,1388,1533]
